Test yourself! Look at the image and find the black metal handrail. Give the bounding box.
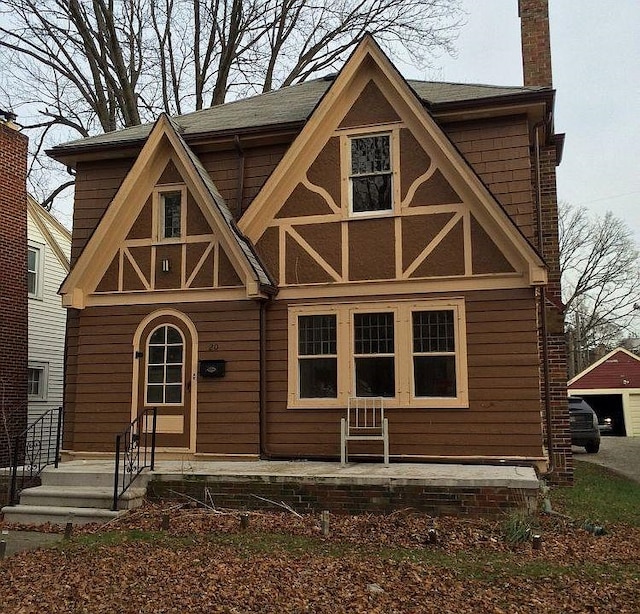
[112,408,157,511]
[9,406,63,505]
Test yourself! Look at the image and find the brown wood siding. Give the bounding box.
[444,116,535,243]
[71,158,136,264]
[64,301,261,454]
[263,288,543,459]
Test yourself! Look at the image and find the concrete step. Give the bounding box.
[41,464,152,489]
[1,504,126,526]
[19,485,147,510]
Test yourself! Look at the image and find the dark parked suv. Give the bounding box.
[569,396,600,453]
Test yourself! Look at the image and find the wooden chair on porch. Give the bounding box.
[340,397,389,466]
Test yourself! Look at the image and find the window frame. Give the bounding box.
[28,361,49,402]
[341,126,400,219]
[27,241,45,299]
[144,323,185,407]
[153,184,187,243]
[288,299,468,409]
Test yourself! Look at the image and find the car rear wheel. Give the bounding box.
[585,441,600,454]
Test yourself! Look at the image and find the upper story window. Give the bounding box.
[350,134,392,214]
[27,243,44,299]
[154,185,186,242]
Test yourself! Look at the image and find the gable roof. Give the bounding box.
[27,195,71,271]
[60,114,274,308]
[568,347,640,388]
[48,78,550,161]
[237,34,547,286]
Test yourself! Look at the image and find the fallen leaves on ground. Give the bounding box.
[1,503,639,613]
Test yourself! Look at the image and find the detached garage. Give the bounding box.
[568,347,640,437]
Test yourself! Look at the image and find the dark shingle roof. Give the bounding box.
[50,77,548,154]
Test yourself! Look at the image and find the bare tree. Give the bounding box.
[0,0,462,210]
[559,202,640,375]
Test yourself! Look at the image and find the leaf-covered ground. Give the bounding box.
[1,503,639,613]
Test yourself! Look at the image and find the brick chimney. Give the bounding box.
[519,0,553,87]
[0,112,28,470]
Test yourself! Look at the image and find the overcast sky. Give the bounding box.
[402,0,640,238]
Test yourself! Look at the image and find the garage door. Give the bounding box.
[627,393,640,437]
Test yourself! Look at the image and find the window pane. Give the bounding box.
[27,271,37,295]
[166,365,182,384]
[414,356,456,397]
[148,346,165,364]
[147,366,164,383]
[165,385,182,404]
[355,357,395,397]
[27,248,37,271]
[166,326,182,344]
[147,385,163,404]
[352,175,392,213]
[150,328,165,344]
[413,311,454,353]
[298,315,336,356]
[27,368,41,396]
[163,193,181,238]
[166,345,183,364]
[299,357,337,398]
[351,136,390,175]
[354,312,394,354]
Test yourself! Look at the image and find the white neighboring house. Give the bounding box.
[27,196,71,427]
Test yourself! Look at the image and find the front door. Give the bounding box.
[137,316,193,449]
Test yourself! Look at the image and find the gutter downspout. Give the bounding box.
[259,298,271,458]
[534,120,555,477]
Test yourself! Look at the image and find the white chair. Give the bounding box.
[340,397,389,466]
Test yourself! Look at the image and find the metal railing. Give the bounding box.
[112,408,157,511]
[9,406,63,505]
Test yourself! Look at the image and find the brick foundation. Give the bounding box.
[147,477,538,517]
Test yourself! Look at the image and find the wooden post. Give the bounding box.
[0,540,6,559]
[240,513,249,531]
[161,514,170,531]
[64,521,73,540]
[532,534,542,550]
[321,510,330,536]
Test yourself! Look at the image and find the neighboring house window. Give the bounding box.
[288,300,468,409]
[298,314,337,399]
[350,134,392,214]
[146,324,184,405]
[28,362,49,401]
[154,185,186,242]
[27,243,44,298]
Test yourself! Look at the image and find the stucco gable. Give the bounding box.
[60,115,274,308]
[239,35,547,291]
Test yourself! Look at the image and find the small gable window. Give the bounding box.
[27,243,44,299]
[161,191,182,239]
[154,185,186,242]
[350,134,392,214]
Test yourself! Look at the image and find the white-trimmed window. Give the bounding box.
[154,185,187,242]
[145,324,184,405]
[28,362,49,401]
[349,133,393,215]
[27,243,44,299]
[288,299,468,409]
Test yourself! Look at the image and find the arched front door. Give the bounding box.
[136,314,195,449]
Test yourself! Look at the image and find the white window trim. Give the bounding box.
[28,361,49,402]
[27,241,45,300]
[152,184,187,243]
[145,323,186,407]
[288,298,468,409]
[341,126,401,220]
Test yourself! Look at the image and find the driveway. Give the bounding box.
[573,436,640,483]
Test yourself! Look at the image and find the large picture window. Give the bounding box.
[354,312,395,397]
[288,300,467,409]
[350,134,392,214]
[298,314,337,398]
